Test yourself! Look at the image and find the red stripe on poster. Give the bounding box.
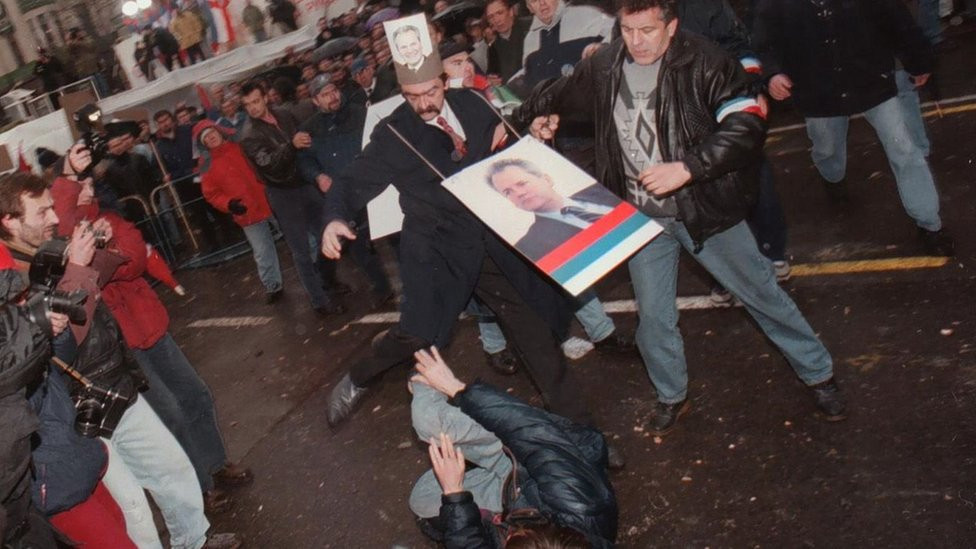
[536,202,638,273]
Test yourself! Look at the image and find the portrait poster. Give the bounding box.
[442,137,663,295]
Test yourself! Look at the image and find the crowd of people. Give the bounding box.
[4,0,964,546]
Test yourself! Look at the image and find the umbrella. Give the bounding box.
[365,7,401,31]
[312,37,360,62]
[431,1,484,38]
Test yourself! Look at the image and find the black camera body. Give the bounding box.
[73,383,133,438]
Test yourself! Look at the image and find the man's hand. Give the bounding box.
[91,218,113,243]
[491,123,509,151]
[911,73,931,88]
[48,312,69,336]
[67,223,96,267]
[529,115,560,141]
[487,74,503,87]
[638,162,692,196]
[412,346,466,398]
[316,174,333,193]
[292,131,312,149]
[429,432,466,495]
[64,143,92,177]
[768,74,793,101]
[582,42,604,60]
[320,220,356,259]
[757,93,770,118]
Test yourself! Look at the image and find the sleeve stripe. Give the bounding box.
[740,56,762,74]
[716,97,765,122]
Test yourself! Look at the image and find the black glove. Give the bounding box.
[228,199,247,215]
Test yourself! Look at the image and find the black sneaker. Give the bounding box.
[821,177,849,203]
[648,399,690,437]
[810,378,847,421]
[918,227,955,257]
[592,332,637,355]
[485,349,519,375]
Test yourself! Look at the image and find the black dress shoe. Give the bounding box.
[202,532,244,549]
[648,399,690,437]
[918,227,955,257]
[593,332,638,355]
[327,373,368,427]
[810,378,847,421]
[315,302,347,316]
[604,435,626,470]
[485,349,519,375]
[212,462,254,489]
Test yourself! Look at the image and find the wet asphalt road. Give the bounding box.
[158,27,976,549]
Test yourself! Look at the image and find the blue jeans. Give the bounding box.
[628,220,834,404]
[917,0,943,44]
[132,334,227,493]
[242,219,283,293]
[894,70,931,157]
[408,382,511,518]
[101,397,209,549]
[805,94,942,231]
[472,289,615,353]
[265,184,337,308]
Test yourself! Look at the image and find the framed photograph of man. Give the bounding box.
[383,14,436,73]
[442,136,663,295]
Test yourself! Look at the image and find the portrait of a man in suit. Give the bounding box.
[486,158,617,261]
[392,25,430,72]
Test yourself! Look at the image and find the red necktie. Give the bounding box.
[436,116,468,161]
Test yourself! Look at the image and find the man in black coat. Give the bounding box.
[753,0,953,256]
[484,0,532,83]
[410,347,617,548]
[512,0,845,435]
[485,158,617,261]
[320,77,605,446]
[239,80,347,315]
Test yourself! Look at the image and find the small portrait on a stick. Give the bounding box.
[384,14,439,78]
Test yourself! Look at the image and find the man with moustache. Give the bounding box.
[320,36,623,467]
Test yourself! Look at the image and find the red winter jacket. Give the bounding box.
[201,140,273,228]
[51,177,170,350]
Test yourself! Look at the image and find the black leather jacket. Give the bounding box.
[239,107,307,189]
[439,383,617,548]
[513,31,767,249]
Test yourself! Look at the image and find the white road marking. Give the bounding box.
[187,316,274,328]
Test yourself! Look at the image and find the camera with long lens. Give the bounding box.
[73,103,108,178]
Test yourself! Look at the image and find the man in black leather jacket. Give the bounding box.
[512,0,846,436]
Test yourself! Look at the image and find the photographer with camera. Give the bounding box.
[54,148,254,516]
[0,172,244,549]
[0,247,60,548]
[0,243,138,548]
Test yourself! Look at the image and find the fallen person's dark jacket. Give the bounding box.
[439,383,618,548]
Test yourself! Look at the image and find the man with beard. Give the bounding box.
[298,75,392,310]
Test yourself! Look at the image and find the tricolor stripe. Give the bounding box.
[716,97,765,122]
[740,56,762,74]
[536,203,639,273]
